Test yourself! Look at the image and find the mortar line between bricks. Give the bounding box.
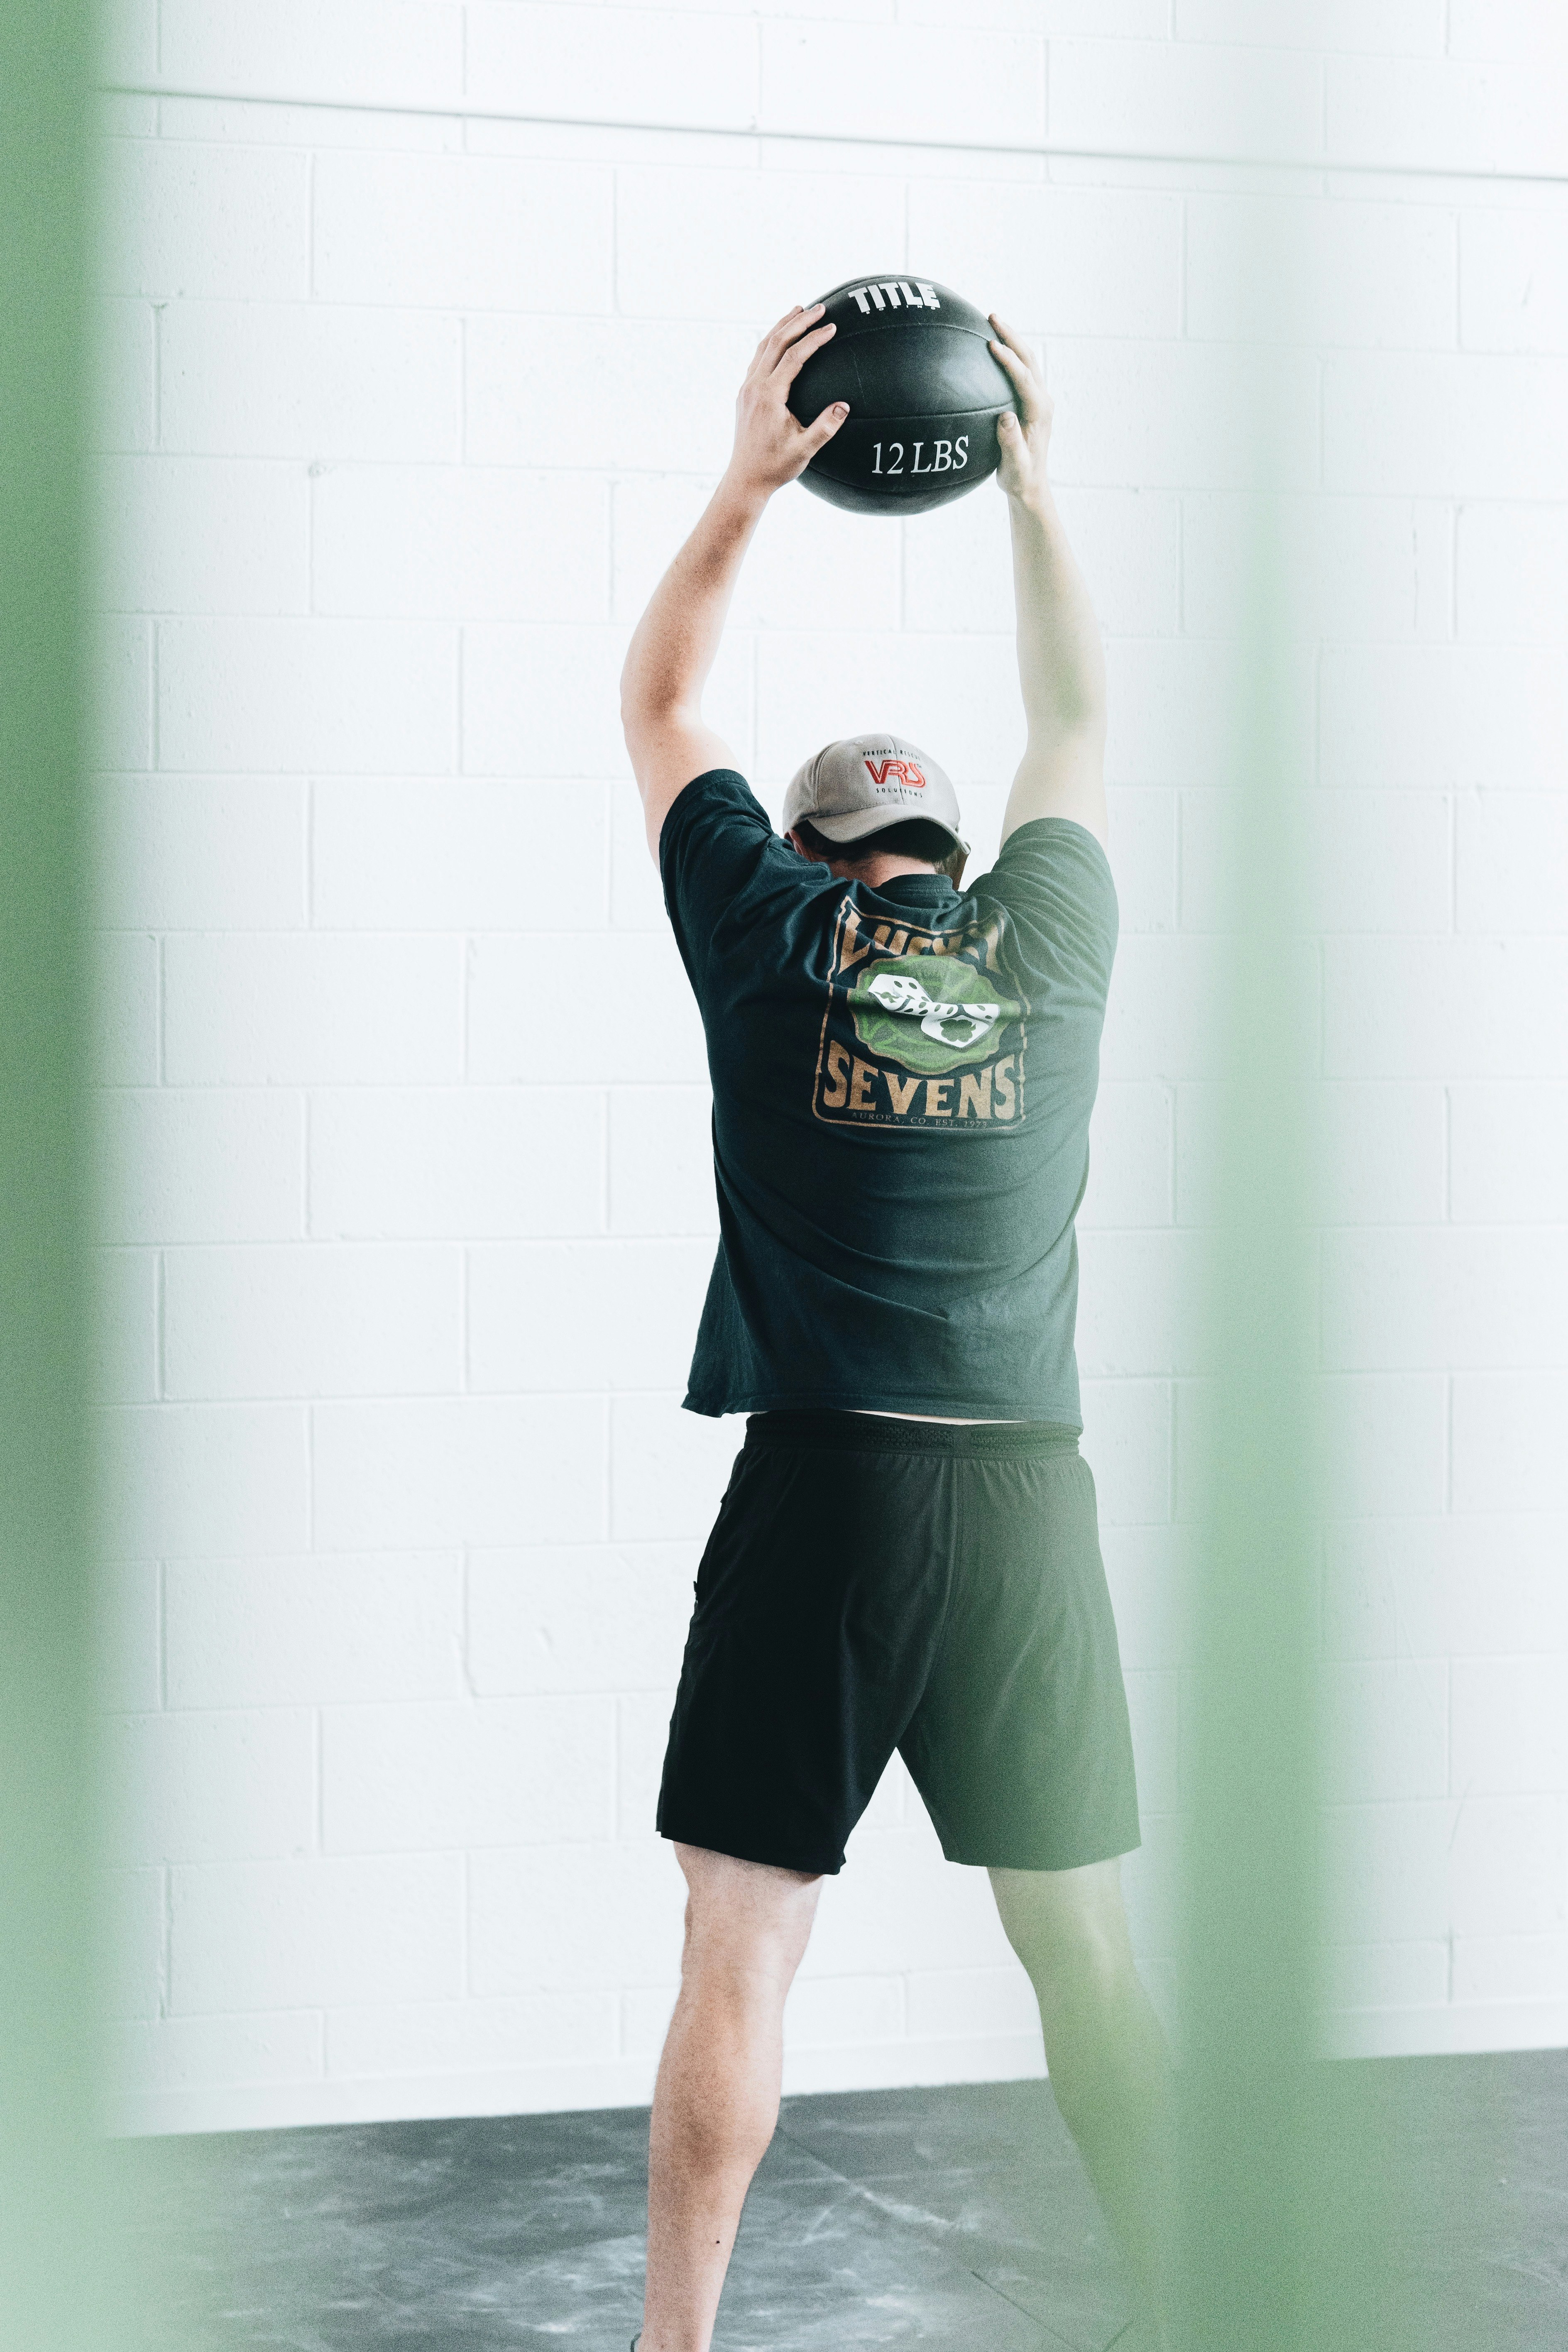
[1319,46,1329,159]
[137,1369,1520,1403]
[303,777,316,920]
[96,85,1568,190]
[107,1218,1568,1239]
[460,1545,475,1701]
[611,162,620,319]
[459,1241,469,1395]
[460,1848,470,1996]
[1177,196,1187,337]
[159,1863,172,2019]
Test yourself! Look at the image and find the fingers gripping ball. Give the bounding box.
[787,275,1020,516]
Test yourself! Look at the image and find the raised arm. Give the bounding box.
[988,317,1109,851]
[620,303,849,861]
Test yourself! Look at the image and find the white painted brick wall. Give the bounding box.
[761,21,1045,145]
[1176,0,1446,51]
[158,1,465,107]
[162,1245,464,1397]
[90,3,1568,2134]
[158,303,463,460]
[1327,51,1568,176]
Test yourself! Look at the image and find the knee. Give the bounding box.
[1015,1912,1153,2107]
[997,1868,1125,1995]
[993,1862,1135,2009]
[1017,1909,1132,2001]
[679,1900,805,2007]
[1034,1951,1143,2123]
[675,1846,821,2003]
[1022,1933,1165,2143]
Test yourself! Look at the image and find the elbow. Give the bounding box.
[1037,697,1107,752]
[619,650,672,747]
[1061,643,1110,729]
[1066,647,1109,734]
[1075,688,1110,738]
[619,679,660,767]
[620,687,665,766]
[618,650,645,744]
[621,677,699,761]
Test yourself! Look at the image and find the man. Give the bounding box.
[619,303,1172,2352]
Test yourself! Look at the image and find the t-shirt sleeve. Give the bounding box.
[657,767,824,997]
[980,817,1119,1008]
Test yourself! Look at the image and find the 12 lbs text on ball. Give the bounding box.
[870,437,970,477]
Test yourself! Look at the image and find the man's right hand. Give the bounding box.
[988,315,1054,509]
[723,304,849,504]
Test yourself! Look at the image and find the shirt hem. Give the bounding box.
[681,1388,1084,1431]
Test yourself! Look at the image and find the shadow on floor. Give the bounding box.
[115,2053,1567,2350]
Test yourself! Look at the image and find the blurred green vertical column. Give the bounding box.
[1173,451,1323,2352]
[0,1,109,2346]
[1169,182,1406,2350]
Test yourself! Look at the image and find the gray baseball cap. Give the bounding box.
[783,733,969,855]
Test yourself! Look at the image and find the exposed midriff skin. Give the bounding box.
[852,1410,1020,1425]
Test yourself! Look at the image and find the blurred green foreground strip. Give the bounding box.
[0,0,108,2346]
[1170,402,1424,2350]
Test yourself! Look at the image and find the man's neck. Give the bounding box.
[828,853,945,888]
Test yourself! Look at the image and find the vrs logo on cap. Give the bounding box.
[783,733,969,854]
[864,754,926,792]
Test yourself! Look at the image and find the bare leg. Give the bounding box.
[991,1857,1175,2351]
[641,1842,822,2352]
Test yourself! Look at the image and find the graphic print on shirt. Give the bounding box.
[811,897,1028,1129]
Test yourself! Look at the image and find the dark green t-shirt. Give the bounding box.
[659,770,1118,1423]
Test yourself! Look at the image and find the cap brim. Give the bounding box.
[805,805,969,854]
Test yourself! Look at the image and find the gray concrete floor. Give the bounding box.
[119,2053,1567,2349]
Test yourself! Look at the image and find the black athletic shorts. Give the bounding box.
[656,1410,1141,1877]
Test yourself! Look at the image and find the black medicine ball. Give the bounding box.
[788,274,1019,516]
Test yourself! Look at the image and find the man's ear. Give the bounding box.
[785,825,819,862]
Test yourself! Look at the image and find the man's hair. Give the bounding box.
[793,815,964,881]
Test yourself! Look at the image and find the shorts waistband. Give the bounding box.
[744,1410,1080,1461]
